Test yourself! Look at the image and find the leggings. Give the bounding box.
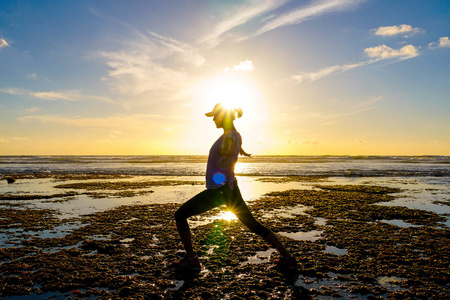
[175,181,272,239]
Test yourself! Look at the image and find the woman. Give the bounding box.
[172,103,297,271]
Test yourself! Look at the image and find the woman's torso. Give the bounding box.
[205,130,242,189]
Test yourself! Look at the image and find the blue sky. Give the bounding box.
[0,0,449,155]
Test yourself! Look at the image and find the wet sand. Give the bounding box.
[0,175,449,299]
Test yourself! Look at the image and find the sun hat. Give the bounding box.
[205,103,243,119]
[205,103,224,117]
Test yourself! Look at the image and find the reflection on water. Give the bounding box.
[278,230,323,241]
[380,219,421,228]
[240,248,276,266]
[323,245,347,256]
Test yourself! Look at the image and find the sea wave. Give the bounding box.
[0,155,449,177]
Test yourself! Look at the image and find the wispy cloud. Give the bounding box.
[0,88,114,103]
[373,24,421,37]
[310,105,377,120]
[199,0,288,47]
[0,38,9,50]
[287,139,320,145]
[19,114,160,129]
[291,60,372,84]
[25,73,37,80]
[148,32,205,67]
[26,107,41,113]
[198,0,366,46]
[95,28,205,98]
[88,6,204,98]
[18,113,187,132]
[299,97,382,127]
[99,50,188,96]
[355,95,384,109]
[291,44,419,85]
[252,0,366,38]
[428,36,450,49]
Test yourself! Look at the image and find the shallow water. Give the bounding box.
[1,176,449,255]
[1,175,448,227]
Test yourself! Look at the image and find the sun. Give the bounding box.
[191,71,263,114]
[209,77,253,110]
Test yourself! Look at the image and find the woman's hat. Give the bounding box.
[205,103,224,117]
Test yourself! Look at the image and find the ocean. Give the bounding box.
[1,155,449,177]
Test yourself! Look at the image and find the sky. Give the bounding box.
[0,0,449,156]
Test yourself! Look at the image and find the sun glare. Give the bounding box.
[186,69,270,154]
[210,78,251,110]
[191,72,263,115]
[219,210,238,221]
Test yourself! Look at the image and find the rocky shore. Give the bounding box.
[0,176,448,299]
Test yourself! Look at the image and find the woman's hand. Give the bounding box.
[240,147,252,157]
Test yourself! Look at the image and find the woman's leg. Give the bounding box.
[224,183,291,258]
[264,232,291,258]
[174,189,223,258]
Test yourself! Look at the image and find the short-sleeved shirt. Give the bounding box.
[205,130,242,189]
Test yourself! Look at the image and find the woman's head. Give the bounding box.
[205,103,243,129]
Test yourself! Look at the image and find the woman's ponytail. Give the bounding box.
[234,108,243,119]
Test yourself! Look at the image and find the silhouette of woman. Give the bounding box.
[171,103,297,271]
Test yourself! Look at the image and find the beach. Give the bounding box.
[0,156,449,299]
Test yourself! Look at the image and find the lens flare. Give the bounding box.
[212,172,226,185]
[219,210,238,221]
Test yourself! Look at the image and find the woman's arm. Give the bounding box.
[239,147,251,157]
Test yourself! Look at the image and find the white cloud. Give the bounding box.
[224,60,254,72]
[253,0,366,38]
[0,38,9,50]
[364,44,419,59]
[0,88,114,103]
[428,36,450,49]
[25,73,37,79]
[373,24,421,37]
